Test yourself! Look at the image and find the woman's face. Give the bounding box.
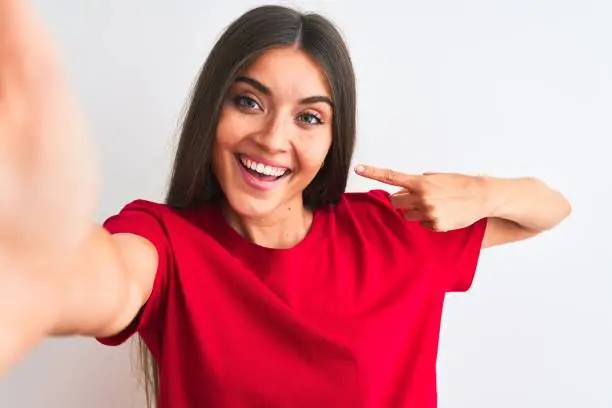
[212,47,333,218]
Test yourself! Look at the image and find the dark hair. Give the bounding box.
[164,4,357,210]
[138,5,357,407]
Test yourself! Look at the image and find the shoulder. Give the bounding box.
[334,189,402,223]
[105,199,174,219]
[104,199,171,232]
[102,199,212,242]
[104,199,209,225]
[337,189,394,211]
[331,189,482,246]
[328,189,411,240]
[333,190,487,292]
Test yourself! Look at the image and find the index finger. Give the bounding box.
[355,164,421,189]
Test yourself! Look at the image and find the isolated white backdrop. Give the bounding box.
[1,0,610,407]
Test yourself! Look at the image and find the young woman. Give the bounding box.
[0,2,571,407]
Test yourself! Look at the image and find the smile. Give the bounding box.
[236,154,291,191]
[239,156,288,177]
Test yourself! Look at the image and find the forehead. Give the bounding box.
[239,47,330,98]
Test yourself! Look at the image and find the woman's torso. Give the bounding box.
[98,189,486,408]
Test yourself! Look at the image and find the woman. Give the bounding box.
[0,2,571,408]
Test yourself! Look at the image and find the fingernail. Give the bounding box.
[355,165,365,173]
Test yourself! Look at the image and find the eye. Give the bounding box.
[296,112,323,126]
[233,95,261,112]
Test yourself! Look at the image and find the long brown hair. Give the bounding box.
[137,5,357,406]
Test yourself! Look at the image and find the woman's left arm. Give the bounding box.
[355,165,572,249]
[479,176,572,248]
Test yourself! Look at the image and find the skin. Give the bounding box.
[354,167,571,248]
[212,47,334,248]
[0,0,571,377]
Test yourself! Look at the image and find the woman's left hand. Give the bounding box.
[355,165,490,232]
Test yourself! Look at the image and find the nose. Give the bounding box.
[254,113,292,154]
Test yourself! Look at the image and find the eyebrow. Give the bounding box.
[235,76,334,109]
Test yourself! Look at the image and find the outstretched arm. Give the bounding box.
[354,165,571,248]
[0,0,158,375]
[0,226,159,376]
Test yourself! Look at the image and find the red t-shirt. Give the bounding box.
[97,189,487,408]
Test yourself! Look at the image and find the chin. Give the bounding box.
[224,189,286,219]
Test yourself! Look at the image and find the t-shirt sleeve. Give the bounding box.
[96,200,172,346]
[426,217,488,293]
[365,189,488,293]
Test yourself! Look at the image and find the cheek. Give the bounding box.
[215,109,244,149]
[212,111,240,177]
[296,132,332,175]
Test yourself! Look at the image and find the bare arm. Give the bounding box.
[0,0,160,375]
[353,165,571,249]
[481,176,572,248]
[0,226,157,374]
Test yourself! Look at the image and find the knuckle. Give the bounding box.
[430,218,444,231]
[418,180,431,194]
[428,212,439,225]
[420,196,435,210]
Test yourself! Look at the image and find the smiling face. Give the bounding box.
[212,46,334,219]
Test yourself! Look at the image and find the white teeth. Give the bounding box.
[240,157,288,177]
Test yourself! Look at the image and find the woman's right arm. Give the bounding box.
[0,226,158,375]
[50,226,158,338]
[0,0,160,375]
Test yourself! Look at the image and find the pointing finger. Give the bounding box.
[355,165,421,189]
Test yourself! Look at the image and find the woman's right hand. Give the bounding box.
[0,1,161,377]
[0,0,100,271]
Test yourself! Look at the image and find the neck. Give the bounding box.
[222,197,313,249]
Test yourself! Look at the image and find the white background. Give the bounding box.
[1,0,610,407]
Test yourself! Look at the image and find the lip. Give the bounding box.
[237,153,291,170]
[236,155,289,191]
